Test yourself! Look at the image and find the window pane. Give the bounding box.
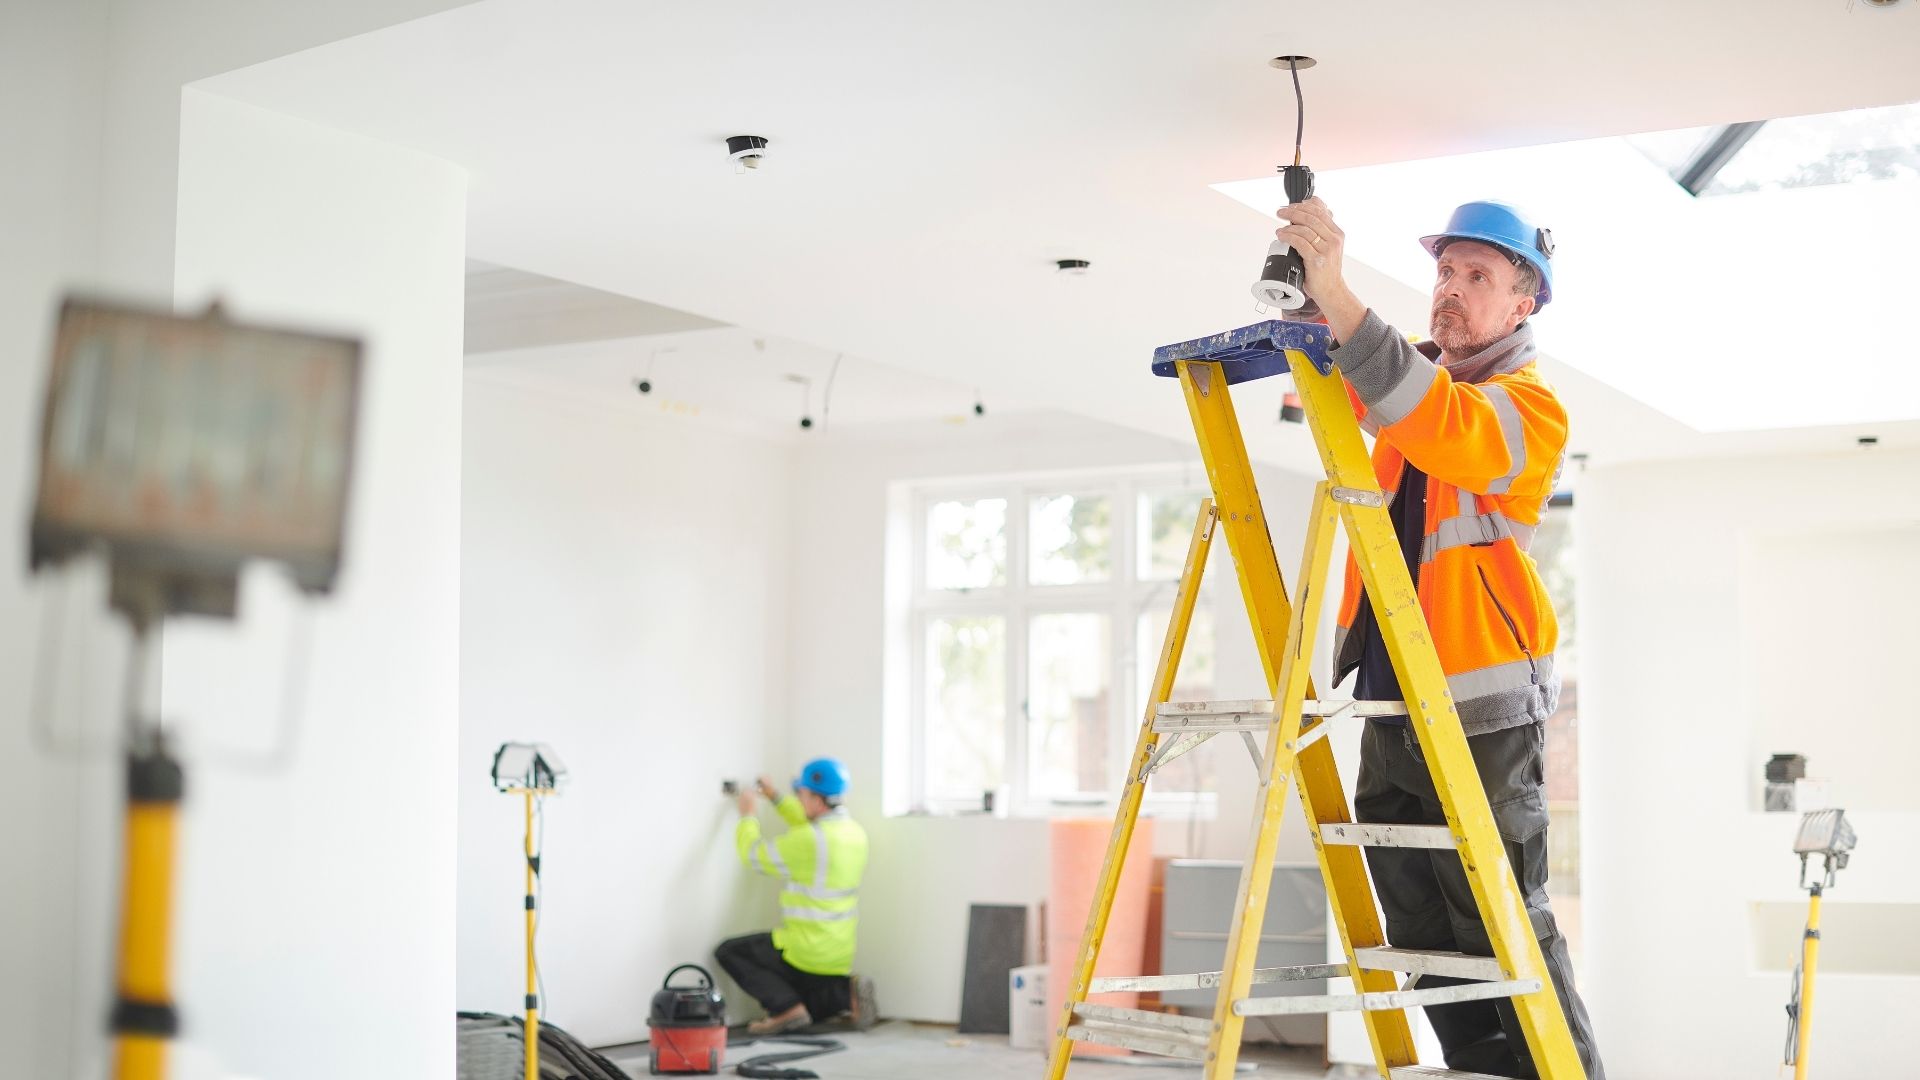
[1704,102,1920,196]
[1622,125,1719,177]
[925,616,1005,801]
[1136,607,1219,795]
[1138,490,1208,581]
[1026,613,1112,799]
[927,498,1007,590]
[1136,607,1217,711]
[1030,492,1112,585]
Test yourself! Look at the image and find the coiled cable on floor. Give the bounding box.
[729,1033,846,1079]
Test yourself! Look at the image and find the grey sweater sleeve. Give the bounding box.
[1328,309,1439,428]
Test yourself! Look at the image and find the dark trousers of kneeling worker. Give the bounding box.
[1356,720,1605,1080]
[715,933,851,1025]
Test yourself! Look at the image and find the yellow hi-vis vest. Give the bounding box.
[736,796,868,976]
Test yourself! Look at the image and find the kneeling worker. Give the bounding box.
[716,758,875,1035]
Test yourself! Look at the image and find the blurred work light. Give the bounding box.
[492,742,567,792]
[29,297,360,623]
[1792,808,1855,863]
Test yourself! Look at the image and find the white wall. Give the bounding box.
[459,367,793,1046]
[92,0,473,293]
[0,4,113,1076]
[149,89,469,1078]
[1741,523,1920,812]
[4,6,480,1073]
[1581,446,1920,1079]
[784,408,1326,1025]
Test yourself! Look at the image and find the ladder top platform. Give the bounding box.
[1150,320,1335,382]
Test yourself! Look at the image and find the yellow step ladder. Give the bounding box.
[1043,321,1584,1080]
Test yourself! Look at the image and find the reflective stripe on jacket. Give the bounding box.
[1330,310,1565,735]
[736,796,869,975]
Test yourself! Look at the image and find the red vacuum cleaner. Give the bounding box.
[649,964,727,1075]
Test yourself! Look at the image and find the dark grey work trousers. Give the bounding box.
[713,932,850,1021]
[1354,720,1605,1079]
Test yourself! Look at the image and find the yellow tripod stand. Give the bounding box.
[493,741,565,1080]
[1044,321,1584,1079]
[111,622,180,1080]
[1786,808,1855,1080]
[506,786,551,1080]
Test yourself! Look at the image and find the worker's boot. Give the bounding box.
[850,975,878,1031]
[747,1004,811,1036]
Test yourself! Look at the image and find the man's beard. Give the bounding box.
[1430,308,1501,356]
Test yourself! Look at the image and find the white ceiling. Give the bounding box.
[465,260,724,353]
[198,0,1920,471]
[469,324,1039,437]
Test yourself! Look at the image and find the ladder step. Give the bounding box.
[1319,823,1456,849]
[1091,962,1346,994]
[1062,1025,1206,1061]
[1154,698,1408,733]
[1072,1002,1211,1036]
[1352,947,1507,982]
[1232,977,1542,1017]
[1064,1003,1208,1061]
[1389,1068,1516,1080]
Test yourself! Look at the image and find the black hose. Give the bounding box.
[730,1033,846,1079]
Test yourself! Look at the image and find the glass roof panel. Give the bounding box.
[1703,100,1920,195]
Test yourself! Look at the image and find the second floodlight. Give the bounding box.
[491,742,568,791]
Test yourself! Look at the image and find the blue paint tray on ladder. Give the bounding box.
[1150,320,1334,382]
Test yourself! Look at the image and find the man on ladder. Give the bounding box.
[1273,197,1604,1078]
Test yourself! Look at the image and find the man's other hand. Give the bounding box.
[737,790,759,816]
[756,775,781,800]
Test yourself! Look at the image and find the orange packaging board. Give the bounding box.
[1046,817,1156,1057]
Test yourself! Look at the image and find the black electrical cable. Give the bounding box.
[822,354,842,431]
[534,797,548,1020]
[729,1034,846,1079]
[1289,58,1305,165]
[1253,58,1315,312]
[1784,954,1802,1064]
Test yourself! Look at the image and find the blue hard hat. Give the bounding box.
[1419,201,1555,309]
[795,757,850,798]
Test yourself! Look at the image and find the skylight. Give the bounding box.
[1628,100,1920,197]
[1211,126,1920,434]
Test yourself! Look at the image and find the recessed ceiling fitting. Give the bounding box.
[727,135,769,170]
[1055,259,1091,275]
[1253,55,1316,311]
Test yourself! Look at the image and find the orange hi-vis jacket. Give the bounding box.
[1329,311,1567,735]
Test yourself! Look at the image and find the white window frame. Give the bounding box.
[903,465,1222,819]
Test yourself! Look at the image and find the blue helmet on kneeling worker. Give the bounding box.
[1419,200,1555,309]
[795,757,849,800]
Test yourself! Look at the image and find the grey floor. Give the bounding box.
[601,1020,1338,1079]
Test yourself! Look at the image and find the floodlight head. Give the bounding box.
[492,742,567,792]
[29,296,361,625]
[1793,808,1855,858]
[1793,807,1856,890]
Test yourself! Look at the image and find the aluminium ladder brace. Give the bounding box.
[1043,321,1584,1080]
